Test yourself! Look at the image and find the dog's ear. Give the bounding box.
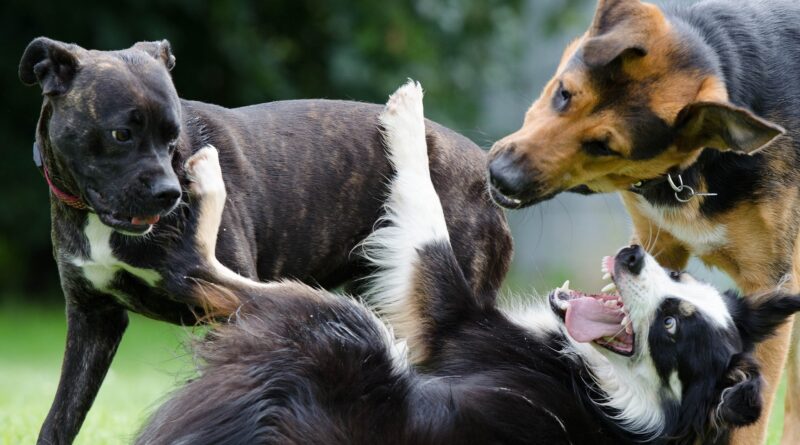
[581,32,647,69]
[674,102,785,155]
[582,0,648,68]
[19,37,82,96]
[714,353,763,427]
[731,290,800,345]
[132,40,176,71]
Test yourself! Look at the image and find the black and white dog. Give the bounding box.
[135,82,800,445]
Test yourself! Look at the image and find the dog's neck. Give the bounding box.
[36,101,86,211]
[629,164,705,208]
[565,337,672,441]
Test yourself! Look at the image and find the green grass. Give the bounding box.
[0,303,789,444]
[0,304,196,444]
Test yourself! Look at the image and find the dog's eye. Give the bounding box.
[553,82,572,112]
[664,316,677,335]
[582,140,619,157]
[111,129,132,143]
[669,270,682,282]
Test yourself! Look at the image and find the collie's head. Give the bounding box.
[550,245,800,440]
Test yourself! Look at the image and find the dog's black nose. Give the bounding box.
[150,177,181,210]
[618,245,645,275]
[488,150,533,198]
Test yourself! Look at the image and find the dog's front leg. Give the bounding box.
[38,300,128,445]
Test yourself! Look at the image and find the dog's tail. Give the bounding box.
[361,80,479,364]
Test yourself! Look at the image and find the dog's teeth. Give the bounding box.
[622,315,630,326]
[560,280,570,291]
[602,273,611,281]
[511,198,522,205]
[625,324,633,335]
[601,283,617,293]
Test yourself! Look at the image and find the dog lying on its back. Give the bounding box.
[20,38,511,444]
[137,83,800,445]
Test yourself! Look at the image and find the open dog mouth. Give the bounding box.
[97,212,161,234]
[86,188,165,235]
[488,185,557,210]
[550,256,635,357]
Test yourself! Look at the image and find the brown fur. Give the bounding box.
[490,0,799,443]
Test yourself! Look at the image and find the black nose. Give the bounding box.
[488,150,533,198]
[150,177,181,210]
[618,245,645,275]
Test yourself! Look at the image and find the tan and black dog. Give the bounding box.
[488,0,800,443]
[19,38,512,444]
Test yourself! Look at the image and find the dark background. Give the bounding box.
[0,0,592,301]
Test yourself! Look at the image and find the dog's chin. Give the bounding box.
[488,185,557,209]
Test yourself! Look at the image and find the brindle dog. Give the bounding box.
[19,37,512,444]
[487,0,800,443]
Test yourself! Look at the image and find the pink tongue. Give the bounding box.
[565,297,625,343]
[131,215,160,225]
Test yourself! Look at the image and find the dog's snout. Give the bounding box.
[618,245,645,275]
[150,177,181,210]
[488,150,534,198]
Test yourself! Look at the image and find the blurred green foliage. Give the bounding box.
[0,0,591,300]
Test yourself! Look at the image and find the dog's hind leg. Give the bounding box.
[362,81,477,364]
[38,301,128,445]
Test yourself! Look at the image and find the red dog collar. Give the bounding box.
[34,142,89,210]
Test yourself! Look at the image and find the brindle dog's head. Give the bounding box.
[20,37,182,235]
[488,0,785,208]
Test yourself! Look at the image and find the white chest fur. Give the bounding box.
[71,214,161,292]
[631,195,727,256]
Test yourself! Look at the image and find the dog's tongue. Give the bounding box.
[131,215,160,225]
[565,296,625,343]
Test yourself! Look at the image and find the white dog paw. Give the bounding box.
[185,145,226,200]
[379,80,428,173]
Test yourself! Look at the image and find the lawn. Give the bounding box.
[0,304,196,444]
[0,302,788,444]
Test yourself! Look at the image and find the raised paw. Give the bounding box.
[379,80,429,173]
[185,145,226,201]
[185,145,226,260]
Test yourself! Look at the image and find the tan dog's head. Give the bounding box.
[488,0,784,208]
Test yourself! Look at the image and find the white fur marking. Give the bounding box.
[185,145,281,293]
[503,296,669,437]
[669,370,683,401]
[185,145,226,261]
[503,298,561,337]
[72,214,162,297]
[617,254,732,330]
[362,80,448,363]
[567,339,668,439]
[633,197,727,255]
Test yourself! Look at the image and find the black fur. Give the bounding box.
[20,38,512,444]
[137,236,800,445]
[137,243,625,445]
[639,0,800,215]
